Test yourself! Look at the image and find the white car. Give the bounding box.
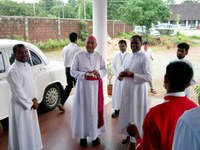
[155,23,175,30]
[134,26,146,34]
[154,23,175,35]
[149,28,160,36]
[0,39,66,120]
[134,26,160,36]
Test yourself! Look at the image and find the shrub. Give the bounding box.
[12,34,24,40]
[80,20,89,41]
[36,39,69,51]
[115,32,133,39]
[194,85,200,97]
[77,40,85,46]
[189,35,200,40]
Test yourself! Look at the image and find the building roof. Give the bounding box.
[170,3,200,21]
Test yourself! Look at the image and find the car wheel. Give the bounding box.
[41,84,61,111]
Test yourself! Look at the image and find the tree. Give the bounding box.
[182,0,200,3]
[0,0,34,16]
[107,0,125,20]
[39,0,56,11]
[85,0,92,19]
[76,0,92,19]
[36,0,78,18]
[120,0,171,29]
[63,5,78,18]
[68,0,76,7]
[165,0,176,5]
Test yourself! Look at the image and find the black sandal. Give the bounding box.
[80,138,87,147]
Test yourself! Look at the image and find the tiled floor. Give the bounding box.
[0,95,163,150]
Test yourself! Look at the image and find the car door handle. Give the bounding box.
[0,76,6,81]
[40,67,47,71]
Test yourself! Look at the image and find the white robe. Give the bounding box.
[7,60,43,150]
[173,107,200,150]
[118,50,152,136]
[70,50,107,140]
[111,51,130,110]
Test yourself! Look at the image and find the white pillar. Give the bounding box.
[93,0,108,96]
[195,20,198,27]
[186,20,189,27]
[93,0,107,60]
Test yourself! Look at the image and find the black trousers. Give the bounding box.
[60,67,76,105]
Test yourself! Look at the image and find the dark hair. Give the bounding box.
[177,42,190,52]
[130,35,142,43]
[13,44,25,54]
[166,61,193,91]
[69,32,78,42]
[118,40,127,46]
[143,41,149,45]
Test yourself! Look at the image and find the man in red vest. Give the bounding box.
[127,61,197,150]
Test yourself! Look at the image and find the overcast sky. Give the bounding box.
[13,0,184,4]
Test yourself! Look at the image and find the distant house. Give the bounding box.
[169,3,200,28]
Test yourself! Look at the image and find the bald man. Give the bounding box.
[70,36,107,146]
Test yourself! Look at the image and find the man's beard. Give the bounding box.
[177,56,184,59]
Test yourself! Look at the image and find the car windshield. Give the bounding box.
[135,26,146,31]
[155,24,174,29]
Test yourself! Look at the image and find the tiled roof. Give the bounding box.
[170,3,200,20]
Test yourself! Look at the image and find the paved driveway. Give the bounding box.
[152,45,200,102]
[45,44,200,102]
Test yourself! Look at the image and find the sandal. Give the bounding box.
[150,89,157,94]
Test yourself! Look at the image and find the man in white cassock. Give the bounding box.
[117,35,152,144]
[170,42,196,99]
[70,36,106,147]
[111,40,130,118]
[7,44,43,150]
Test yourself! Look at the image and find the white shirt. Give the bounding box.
[63,43,82,67]
[173,107,200,150]
[142,48,154,60]
[111,51,130,110]
[112,51,129,76]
